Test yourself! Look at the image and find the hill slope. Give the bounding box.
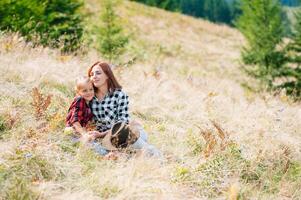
[0,1,300,199]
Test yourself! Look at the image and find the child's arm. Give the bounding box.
[72,122,95,143]
[73,121,108,139]
[72,121,87,136]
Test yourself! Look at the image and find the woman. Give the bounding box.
[88,61,161,157]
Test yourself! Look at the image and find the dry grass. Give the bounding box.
[0,1,301,199]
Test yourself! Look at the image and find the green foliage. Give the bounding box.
[286,161,301,181]
[186,128,204,155]
[282,7,293,37]
[133,0,180,10]
[236,0,286,86]
[0,149,60,199]
[278,8,301,98]
[193,143,245,197]
[172,166,192,183]
[39,0,84,52]
[241,158,301,194]
[2,176,39,200]
[99,184,121,199]
[97,0,129,62]
[281,0,300,6]
[0,0,83,53]
[0,0,43,36]
[0,115,7,133]
[132,0,242,25]
[60,139,80,155]
[203,0,232,23]
[236,0,301,99]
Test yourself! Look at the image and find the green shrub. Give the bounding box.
[0,0,84,53]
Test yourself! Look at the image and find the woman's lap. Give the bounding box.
[70,127,161,158]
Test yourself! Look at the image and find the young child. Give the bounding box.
[65,76,110,155]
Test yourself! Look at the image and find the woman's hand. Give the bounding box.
[87,130,108,139]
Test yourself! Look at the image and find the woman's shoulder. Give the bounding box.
[111,89,128,98]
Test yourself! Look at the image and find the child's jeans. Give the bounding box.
[71,136,108,156]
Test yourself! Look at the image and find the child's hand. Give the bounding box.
[80,134,90,144]
[87,131,98,138]
[81,133,94,143]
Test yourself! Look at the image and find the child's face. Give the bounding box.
[78,82,94,102]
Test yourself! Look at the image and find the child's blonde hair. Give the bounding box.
[75,76,93,93]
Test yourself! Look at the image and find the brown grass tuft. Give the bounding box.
[31,87,52,120]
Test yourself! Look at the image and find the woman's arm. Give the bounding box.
[116,91,130,123]
[91,130,109,138]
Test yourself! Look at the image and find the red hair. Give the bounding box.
[87,61,122,94]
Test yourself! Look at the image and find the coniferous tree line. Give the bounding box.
[131,0,299,25]
[132,0,241,24]
[281,0,300,6]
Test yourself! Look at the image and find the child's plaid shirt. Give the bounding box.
[66,96,93,127]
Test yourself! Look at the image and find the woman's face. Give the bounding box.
[90,65,108,88]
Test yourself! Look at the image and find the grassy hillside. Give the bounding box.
[0,1,301,199]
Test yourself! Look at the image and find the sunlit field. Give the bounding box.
[0,1,300,199]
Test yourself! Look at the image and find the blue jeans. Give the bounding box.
[71,136,108,156]
[131,129,163,158]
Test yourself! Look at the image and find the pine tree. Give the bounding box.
[97,0,129,62]
[278,8,301,97]
[236,0,285,86]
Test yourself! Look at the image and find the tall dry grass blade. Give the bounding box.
[200,130,217,158]
[211,120,226,141]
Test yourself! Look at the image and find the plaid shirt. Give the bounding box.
[90,89,130,132]
[66,96,93,127]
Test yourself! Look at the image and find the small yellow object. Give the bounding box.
[227,183,239,200]
[64,127,74,135]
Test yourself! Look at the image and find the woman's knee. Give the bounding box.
[139,129,148,142]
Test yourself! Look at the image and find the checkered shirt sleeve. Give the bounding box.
[116,91,129,122]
